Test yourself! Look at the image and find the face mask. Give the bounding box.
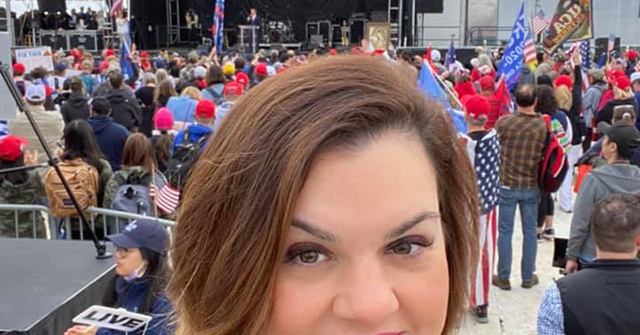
[124,261,147,282]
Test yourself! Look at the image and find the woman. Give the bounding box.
[554,52,583,213]
[167,86,201,130]
[201,65,226,105]
[535,85,571,241]
[581,105,640,168]
[64,219,174,335]
[0,135,46,239]
[153,79,177,109]
[596,76,639,128]
[135,72,158,137]
[103,134,167,216]
[168,56,479,334]
[48,120,113,239]
[151,108,175,173]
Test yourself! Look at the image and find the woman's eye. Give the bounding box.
[285,244,330,267]
[386,236,431,257]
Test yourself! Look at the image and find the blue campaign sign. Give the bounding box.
[497,0,527,90]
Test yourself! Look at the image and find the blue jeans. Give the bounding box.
[497,187,540,281]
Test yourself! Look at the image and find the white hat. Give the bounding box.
[194,66,207,79]
[431,49,441,62]
[25,84,46,102]
[631,72,640,84]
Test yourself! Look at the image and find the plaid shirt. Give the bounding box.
[538,283,565,335]
[495,112,546,189]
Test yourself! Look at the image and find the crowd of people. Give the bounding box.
[1,39,640,334]
[20,7,107,32]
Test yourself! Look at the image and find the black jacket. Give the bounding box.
[60,93,90,126]
[88,116,129,171]
[105,88,142,131]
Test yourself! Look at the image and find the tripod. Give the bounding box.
[0,62,112,259]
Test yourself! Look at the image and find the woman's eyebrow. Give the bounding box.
[385,211,441,240]
[291,219,340,242]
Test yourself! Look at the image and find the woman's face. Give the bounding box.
[268,132,449,335]
[114,246,145,277]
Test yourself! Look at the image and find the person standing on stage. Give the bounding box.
[246,8,261,27]
[186,9,199,47]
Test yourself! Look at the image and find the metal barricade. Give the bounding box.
[1,204,175,241]
[0,204,55,239]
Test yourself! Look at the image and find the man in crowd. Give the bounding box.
[583,69,608,151]
[632,72,640,109]
[8,84,64,163]
[565,122,640,273]
[105,72,141,131]
[172,99,215,153]
[478,75,503,129]
[493,85,546,290]
[87,97,129,171]
[12,63,27,96]
[214,81,243,131]
[461,95,501,323]
[539,194,640,334]
[60,77,90,126]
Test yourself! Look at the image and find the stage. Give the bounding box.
[0,238,115,334]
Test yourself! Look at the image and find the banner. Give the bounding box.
[212,0,226,53]
[15,47,53,72]
[543,0,593,54]
[497,0,526,91]
[418,63,468,134]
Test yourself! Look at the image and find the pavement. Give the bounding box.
[459,198,575,335]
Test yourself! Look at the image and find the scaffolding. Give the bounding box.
[388,0,402,46]
[166,0,180,45]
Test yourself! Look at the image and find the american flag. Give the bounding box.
[531,11,549,36]
[568,41,591,92]
[444,41,456,71]
[212,0,226,53]
[524,30,537,66]
[109,0,124,17]
[156,184,181,215]
[460,131,501,214]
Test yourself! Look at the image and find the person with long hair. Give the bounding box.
[103,134,167,212]
[535,85,570,241]
[64,219,174,335]
[597,76,640,128]
[153,79,177,109]
[168,55,479,334]
[136,72,158,137]
[201,65,226,105]
[166,85,200,130]
[151,108,175,173]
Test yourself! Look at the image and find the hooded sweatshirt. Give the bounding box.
[88,116,129,171]
[60,93,90,126]
[567,163,640,260]
[105,88,142,130]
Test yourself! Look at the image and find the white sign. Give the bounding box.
[15,47,54,72]
[73,305,152,332]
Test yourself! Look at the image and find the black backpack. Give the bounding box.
[165,130,210,189]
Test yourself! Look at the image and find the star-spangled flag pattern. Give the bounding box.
[461,130,501,214]
[212,0,226,53]
[531,11,549,36]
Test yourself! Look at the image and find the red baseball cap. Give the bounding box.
[0,135,29,162]
[627,50,638,62]
[224,81,244,97]
[140,51,149,58]
[236,72,250,87]
[255,63,268,77]
[479,75,495,92]
[105,49,115,57]
[12,63,26,76]
[554,75,573,88]
[615,76,631,91]
[464,95,490,118]
[195,99,216,119]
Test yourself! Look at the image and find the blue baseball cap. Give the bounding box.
[107,219,168,255]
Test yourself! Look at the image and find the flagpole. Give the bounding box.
[427,63,465,116]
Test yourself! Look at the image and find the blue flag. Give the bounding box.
[444,41,456,70]
[418,64,468,134]
[119,34,134,80]
[213,0,226,53]
[497,0,526,90]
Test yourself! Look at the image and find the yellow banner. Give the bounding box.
[543,0,593,54]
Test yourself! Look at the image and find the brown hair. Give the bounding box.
[154,79,177,106]
[592,194,640,253]
[169,55,479,335]
[121,133,156,173]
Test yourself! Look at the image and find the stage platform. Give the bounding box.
[0,238,115,335]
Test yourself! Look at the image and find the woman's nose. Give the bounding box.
[331,259,400,324]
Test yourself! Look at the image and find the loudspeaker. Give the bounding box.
[318,20,331,44]
[595,37,621,62]
[349,19,367,45]
[306,22,319,40]
[416,0,443,13]
[38,0,66,13]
